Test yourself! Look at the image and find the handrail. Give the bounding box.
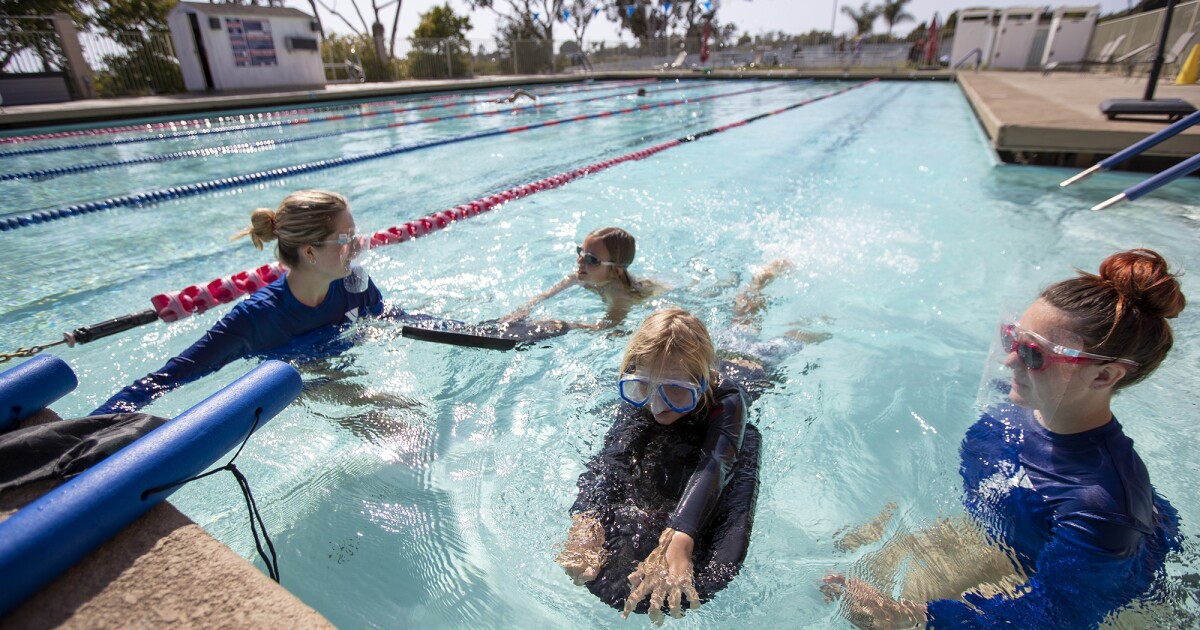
[953,48,983,71]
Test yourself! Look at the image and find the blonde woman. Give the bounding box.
[94,190,378,414]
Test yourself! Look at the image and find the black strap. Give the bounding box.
[141,409,279,582]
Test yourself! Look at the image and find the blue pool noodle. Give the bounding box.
[0,355,78,432]
[0,359,302,616]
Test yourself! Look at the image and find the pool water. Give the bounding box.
[2,79,1199,628]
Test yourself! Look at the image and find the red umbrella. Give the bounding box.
[924,13,939,65]
[700,16,712,63]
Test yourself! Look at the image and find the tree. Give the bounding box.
[406,3,472,78]
[0,0,87,74]
[464,0,565,47]
[879,0,913,37]
[312,0,404,79]
[840,2,880,37]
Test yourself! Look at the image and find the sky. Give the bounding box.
[288,0,1137,46]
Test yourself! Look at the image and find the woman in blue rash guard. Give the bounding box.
[823,249,1187,629]
[93,190,386,415]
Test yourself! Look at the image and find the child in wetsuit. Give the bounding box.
[557,308,761,622]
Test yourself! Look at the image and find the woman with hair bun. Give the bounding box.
[93,190,381,414]
[824,249,1187,629]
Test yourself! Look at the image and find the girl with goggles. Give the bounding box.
[499,226,664,329]
[825,249,1187,629]
[558,308,762,622]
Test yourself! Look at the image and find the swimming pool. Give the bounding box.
[2,79,1199,628]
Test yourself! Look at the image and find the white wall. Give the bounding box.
[168,7,324,92]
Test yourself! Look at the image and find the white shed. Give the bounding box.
[168,2,324,92]
[950,9,998,68]
[1042,5,1100,66]
[990,7,1045,69]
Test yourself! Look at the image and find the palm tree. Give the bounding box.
[841,2,880,37]
[880,0,914,36]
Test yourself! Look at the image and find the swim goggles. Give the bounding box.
[618,373,708,413]
[576,246,627,268]
[314,232,368,260]
[1000,323,1139,372]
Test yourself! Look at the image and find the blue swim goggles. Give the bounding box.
[618,373,708,414]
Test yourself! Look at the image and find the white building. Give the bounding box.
[168,2,324,92]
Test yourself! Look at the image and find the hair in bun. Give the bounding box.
[231,191,348,268]
[1041,249,1185,389]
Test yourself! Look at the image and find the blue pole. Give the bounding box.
[1092,152,1200,210]
[1061,109,1200,187]
[0,355,77,432]
[0,360,302,616]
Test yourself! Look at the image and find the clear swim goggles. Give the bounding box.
[1000,322,1139,372]
[618,372,708,413]
[314,232,368,260]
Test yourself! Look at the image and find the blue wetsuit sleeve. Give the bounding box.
[925,516,1144,629]
[91,313,255,415]
[571,408,643,516]
[666,389,747,539]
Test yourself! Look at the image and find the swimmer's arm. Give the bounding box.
[91,316,253,415]
[666,391,747,538]
[924,518,1140,628]
[500,275,577,322]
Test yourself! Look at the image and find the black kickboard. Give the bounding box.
[401,325,517,350]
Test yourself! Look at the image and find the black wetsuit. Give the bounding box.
[570,362,763,612]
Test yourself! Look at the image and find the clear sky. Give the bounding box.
[290,0,1136,46]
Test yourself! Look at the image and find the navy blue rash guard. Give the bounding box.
[92,273,385,415]
[926,404,1180,629]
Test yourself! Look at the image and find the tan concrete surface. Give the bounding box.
[0,410,333,629]
[957,71,1200,157]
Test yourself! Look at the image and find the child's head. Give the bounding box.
[620,308,717,424]
[577,227,637,290]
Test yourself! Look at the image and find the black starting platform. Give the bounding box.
[1100,98,1197,122]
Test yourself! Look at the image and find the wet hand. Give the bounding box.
[821,573,925,629]
[555,513,608,585]
[623,528,701,624]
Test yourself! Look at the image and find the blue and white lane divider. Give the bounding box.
[0,355,77,432]
[0,79,685,161]
[0,360,302,617]
[0,81,727,182]
[0,78,658,147]
[0,82,787,232]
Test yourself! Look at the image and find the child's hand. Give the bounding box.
[623,528,701,624]
[555,513,608,585]
[821,573,926,629]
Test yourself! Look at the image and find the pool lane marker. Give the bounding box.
[0,79,658,147]
[2,80,876,361]
[0,79,665,159]
[0,81,789,231]
[0,80,730,182]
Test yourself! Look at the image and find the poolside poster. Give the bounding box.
[225,18,277,67]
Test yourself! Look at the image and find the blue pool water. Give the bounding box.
[2,79,1199,628]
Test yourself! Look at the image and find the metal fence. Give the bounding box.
[385,33,952,80]
[0,16,64,74]
[1089,0,1198,75]
[79,30,182,96]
